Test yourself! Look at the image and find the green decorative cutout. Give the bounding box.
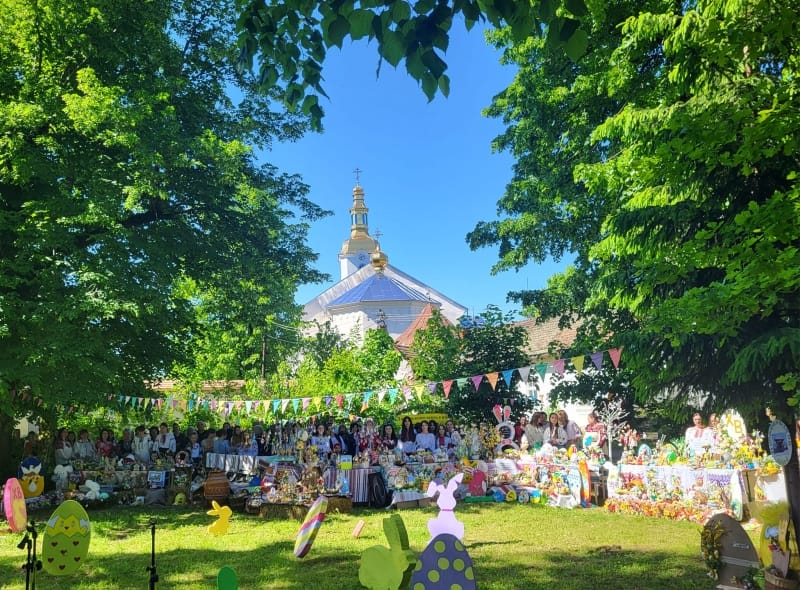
[358,514,417,590]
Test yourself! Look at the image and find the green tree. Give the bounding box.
[0,0,325,452]
[408,308,461,381]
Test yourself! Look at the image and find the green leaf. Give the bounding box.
[421,48,447,78]
[380,29,406,67]
[558,17,580,42]
[326,15,350,48]
[437,73,450,97]
[349,9,374,40]
[563,28,588,60]
[413,0,435,14]
[565,0,588,17]
[421,72,437,100]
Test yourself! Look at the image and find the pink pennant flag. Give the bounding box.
[571,355,585,374]
[403,386,413,402]
[486,372,499,391]
[608,347,623,368]
[553,359,565,376]
[156,399,163,410]
[235,400,244,410]
[442,380,453,399]
[470,375,484,391]
[210,399,218,411]
[590,351,604,370]
[302,398,310,410]
[335,395,343,408]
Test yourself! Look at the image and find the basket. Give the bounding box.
[765,571,798,590]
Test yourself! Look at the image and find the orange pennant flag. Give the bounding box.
[486,372,500,390]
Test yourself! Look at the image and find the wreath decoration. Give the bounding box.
[700,520,724,580]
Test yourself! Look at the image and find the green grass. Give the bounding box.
[0,503,713,589]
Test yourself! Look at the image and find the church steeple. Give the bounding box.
[339,170,380,279]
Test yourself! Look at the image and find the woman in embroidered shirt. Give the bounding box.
[546,412,567,448]
[584,412,607,451]
[381,424,398,450]
[686,413,714,457]
[311,423,331,454]
[95,428,115,458]
[54,428,74,466]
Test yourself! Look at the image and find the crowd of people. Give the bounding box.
[24,408,609,470]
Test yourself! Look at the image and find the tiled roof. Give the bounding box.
[394,303,446,351]
[328,273,430,306]
[515,317,580,360]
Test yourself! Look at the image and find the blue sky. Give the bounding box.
[265,25,567,318]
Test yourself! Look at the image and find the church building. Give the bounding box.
[302,181,467,344]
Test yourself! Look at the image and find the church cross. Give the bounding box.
[353,167,362,185]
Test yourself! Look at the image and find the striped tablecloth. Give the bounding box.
[324,467,378,503]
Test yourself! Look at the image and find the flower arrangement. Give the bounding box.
[700,519,725,580]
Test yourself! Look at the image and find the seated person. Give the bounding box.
[415,421,436,452]
[73,429,97,461]
[213,429,231,455]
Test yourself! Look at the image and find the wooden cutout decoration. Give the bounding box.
[217,566,238,590]
[772,548,791,578]
[4,478,27,533]
[426,473,464,544]
[207,501,232,536]
[19,463,44,498]
[411,533,477,590]
[704,513,760,588]
[294,495,328,558]
[768,420,792,467]
[359,514,416,590]
[41,500,91,576]
[353,519,366,538]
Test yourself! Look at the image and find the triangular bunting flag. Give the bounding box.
[501,369,515,386]
[535,363,548,381]
[571,355,585,374]
[245,401,253,413]
[335,395,343,408]
[608,347,623,368]
[553,359,565,376]
[156,399,163,410]
[377,389,386,403]
[486,372,499,391]
[388,388,398,403]
[518,366,532,382]
[428,382,438,395]
[363,391,373,406]
[455,378,469,390]
[313,397,322,410]
[281,398,290,412]
[414,384,425,401]
[590,351,604,370]
[125,396,131,405]
[470,375,484,391]
[442,380,453,399]
[403,386,413,402]
[272,399,280,413]
[302,398,310,411]
[324,396,332,408]
[291,398,300,413]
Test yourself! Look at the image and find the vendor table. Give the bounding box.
[204,453,295,474]
[323,467,379,503]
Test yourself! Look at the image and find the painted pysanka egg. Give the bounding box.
[411,533,476,590]
[4,478,27,533]
[42,500,91,576]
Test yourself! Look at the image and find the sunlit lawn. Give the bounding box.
[0,502,713,589]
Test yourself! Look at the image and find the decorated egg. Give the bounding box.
[411,533,476,590]
[583,433,598,448]
[4,478,27,533]
[42,500,91,576]
[294,495,327,558]
[19,461,44,498]
[217,566,239,590]
[517,489,530,504]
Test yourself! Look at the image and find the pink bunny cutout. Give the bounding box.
[426,473,464,543]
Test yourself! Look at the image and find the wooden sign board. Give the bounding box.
[720,409,748,442]
[705,513,761,589]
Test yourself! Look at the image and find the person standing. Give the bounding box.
[685,413,714,457]
[558,410,582,447]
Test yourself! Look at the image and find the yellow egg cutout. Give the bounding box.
[41,500,91,576]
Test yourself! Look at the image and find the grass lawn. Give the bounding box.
[0,502,713,589]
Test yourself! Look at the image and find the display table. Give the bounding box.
[323,467,378,503]
[204,453,295,474]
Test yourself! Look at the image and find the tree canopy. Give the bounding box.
[0,0,327,421]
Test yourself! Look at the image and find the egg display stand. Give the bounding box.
[147,519,159,590]
[17,520,42,590]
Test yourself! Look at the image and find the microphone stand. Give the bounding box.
[18,520,41,590]
[146,518,158,590]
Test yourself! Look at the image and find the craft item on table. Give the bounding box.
[411,534,476,590]
[82,479,101,501]
[207,501,233,536]
[217,566,238,590]
[359,514,417,590]
[4,478,27,533]
[566,467,583,505]
[204,470,231,504]
[173,492,188,506]
[19,462,45,498]
[353,519,366,538]
[52,464,73,491]
[750,502,792,568]
[467,462,487,497]
[42,500,91,576]
[660,443,678,465]
[728,470,745,521]
[426,473,464,544]
[492,405,519,454]
[636,443,651,461]
[578,459,591,507]
[720,408,748,442]
[517,489,530,503]
[294,495,328,558]
[768,419,792,467]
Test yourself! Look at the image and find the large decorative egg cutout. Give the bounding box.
[4,478,27,532]
[410,533,476,590]
[41,500,91,576]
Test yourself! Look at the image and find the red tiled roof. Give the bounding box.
[394,303,447,355]
[515,317,579,361]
